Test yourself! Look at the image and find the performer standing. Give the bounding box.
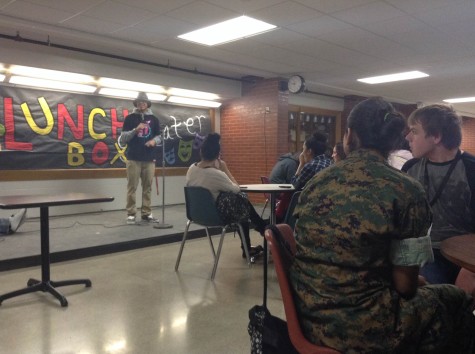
[119,92,161,225]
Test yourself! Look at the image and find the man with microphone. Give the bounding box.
[119,92,161,225]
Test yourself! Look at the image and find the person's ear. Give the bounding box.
[431,132,442,145]
[345,128,359,152]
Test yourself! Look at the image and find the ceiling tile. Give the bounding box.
[1,0,74,23]
[293,0,376,14]
[81,0,153,26]
[250,1,322,26]
[166,1,237,26]
[286,15,353,37]
[332,1,407,26]
[114,0,195,14]
[20,0,103,13]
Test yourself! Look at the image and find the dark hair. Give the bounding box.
[347,97,406,158]
[408,104,462,150]
[334,142,346,160]
[304,132,328,156]
[201,133,221,160]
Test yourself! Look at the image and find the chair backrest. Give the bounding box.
[265,224,340,354]
[284,191,301,230]
[184,186,224,226]
[455,268,475,298]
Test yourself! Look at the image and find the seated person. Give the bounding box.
[186,133,267,259]
[269,152,299,184]
[331,142,346,163]
[388,137,412,170]
[275,133,331,222]
[291,132,332,191]
[0,209,27,235]
[289,97,475,353]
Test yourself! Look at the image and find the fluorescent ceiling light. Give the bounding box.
[9,76,96,93]
[443,97,475,103]
[99,78,165,93]
[178,15,276,46]
[358,71,429,84]
[0,74,5,81]
[9,65,95,83]
[147,93,167,101]
[168,88,219,100]
[99,88,138,99]
[168,96,222,108]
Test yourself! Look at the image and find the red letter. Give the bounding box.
[3,97,32,150]
[57,104,84,140]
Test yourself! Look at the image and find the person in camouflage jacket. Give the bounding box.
[289,97,475,353]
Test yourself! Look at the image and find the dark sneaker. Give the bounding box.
[141,214,159,223]
[242,245,264,259]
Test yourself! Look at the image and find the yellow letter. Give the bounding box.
[22,97,54,135]
[88,108,107,140]
[68,142,85,166]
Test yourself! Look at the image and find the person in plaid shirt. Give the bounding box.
[291,132,332,190]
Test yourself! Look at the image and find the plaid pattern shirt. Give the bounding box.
[291,154,332,190]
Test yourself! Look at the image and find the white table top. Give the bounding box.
[239,184,294,193]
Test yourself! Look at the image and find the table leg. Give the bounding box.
[0,206,91,307]
[262,192,277,307]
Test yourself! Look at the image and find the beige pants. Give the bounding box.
[126,160,156,217]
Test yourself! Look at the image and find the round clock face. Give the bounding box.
[288,75,305,94]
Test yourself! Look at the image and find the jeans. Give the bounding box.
[420,248,460,285]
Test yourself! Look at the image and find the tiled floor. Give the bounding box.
[0,227,285,353]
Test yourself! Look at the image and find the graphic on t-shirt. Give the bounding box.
[137,120,151,138]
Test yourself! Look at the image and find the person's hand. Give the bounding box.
[145,139,156,147]
[135,123,146,132]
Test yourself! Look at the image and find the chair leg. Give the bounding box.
[236,223,252,267]
[175,220,192,271]
[211,226,227,280]
[260,199,269,218]
[205,227,217,260]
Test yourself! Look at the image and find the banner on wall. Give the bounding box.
[0,86,212,170]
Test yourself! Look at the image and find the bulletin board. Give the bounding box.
[0,86,212,170]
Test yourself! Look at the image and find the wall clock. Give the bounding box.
[288,75,306,94]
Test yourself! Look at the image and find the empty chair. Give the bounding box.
[283,191,301,231]
[264,224,340,354]
[175,186,251,280]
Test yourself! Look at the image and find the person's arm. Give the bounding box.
[392,265,419,299]
[145,118,161,147]
[119,122,146,145]
[216,159,239,185]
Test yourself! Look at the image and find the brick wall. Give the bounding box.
[462,117,475,154]
[220,78,288,202]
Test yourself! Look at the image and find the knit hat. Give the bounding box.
[133,92,151,108]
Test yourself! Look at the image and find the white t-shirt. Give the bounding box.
[185,163,240,200]
[388,149,413,170]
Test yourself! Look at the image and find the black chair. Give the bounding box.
[284,191,301,230]
[175,186,252,280]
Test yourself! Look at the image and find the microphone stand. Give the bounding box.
[154,130,173,229]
